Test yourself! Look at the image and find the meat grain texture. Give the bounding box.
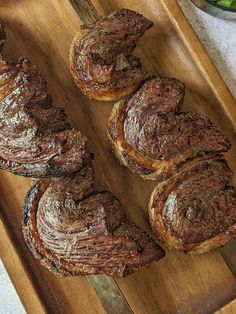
[108,77,231,180]
[70,9,153,101]
[22,166,165,277]
[0,24,91,177]
[0,24,164,276]
[149,157,236,253]
[108,75,236,253]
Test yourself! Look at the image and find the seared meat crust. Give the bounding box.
[70,9,153,101]
[22,166,164,277]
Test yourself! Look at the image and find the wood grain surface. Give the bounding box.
[0,0,236,313]
[68,0,100,27]
[216,299,236,314]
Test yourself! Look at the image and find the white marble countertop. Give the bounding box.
[0,260,25,314]
[178,0,236,98]
[0,2,235,313]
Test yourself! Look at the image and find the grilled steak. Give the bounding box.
[149,156,236,253]
[108,77,231,180]
[0,25,91,177]
[22,166,165,277]
[70,9,153,101]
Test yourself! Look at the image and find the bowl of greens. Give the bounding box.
[191,0,236,19]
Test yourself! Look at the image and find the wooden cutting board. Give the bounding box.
[0,0,236,313]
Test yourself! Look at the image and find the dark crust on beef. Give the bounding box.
[0,24,6,51]
[0,30,91,177]
[149,156,236,253]
[70,9,153,101]
[0,157,75,178]
[22,166,164,277]
[107,76,231,180]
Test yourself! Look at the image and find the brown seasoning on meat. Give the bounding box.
[0,24,91,177]
[70,9,153,101]
[108,77,231,180]
[149,156,236,253]
[22,166,165,277]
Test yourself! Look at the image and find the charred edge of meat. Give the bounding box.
[149,156,236,253]
[0,23,6,51]
[23,184,40,225]
[22,169,165,277]
[0,153,93,178]
[107,76,231,180]
[0,51,92,177]
[70,9,154,101]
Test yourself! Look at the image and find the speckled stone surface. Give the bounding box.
[0,260,25,313]
[178,0,236,99]
[0,2,235,313]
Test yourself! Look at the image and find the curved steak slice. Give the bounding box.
[22,166,164,277]
[149,156,236,253]
[70,9,153,101]
[108,77,231,180]
[0,25,91,177]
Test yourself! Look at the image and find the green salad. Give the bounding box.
[213,0,236,8]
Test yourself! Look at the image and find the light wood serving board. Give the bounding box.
[0,0,236,313]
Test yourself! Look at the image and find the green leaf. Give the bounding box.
[231,0,236,8]
[216,0,234,8]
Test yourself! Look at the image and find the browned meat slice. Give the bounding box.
[149,156,236,253]
[108,77,231,180]
[0,25,91,177]
[22,166,164,277]
[70,9,153,101]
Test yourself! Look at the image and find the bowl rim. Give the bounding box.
[205,0,236,12]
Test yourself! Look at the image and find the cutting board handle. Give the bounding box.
[69,0,100,28]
